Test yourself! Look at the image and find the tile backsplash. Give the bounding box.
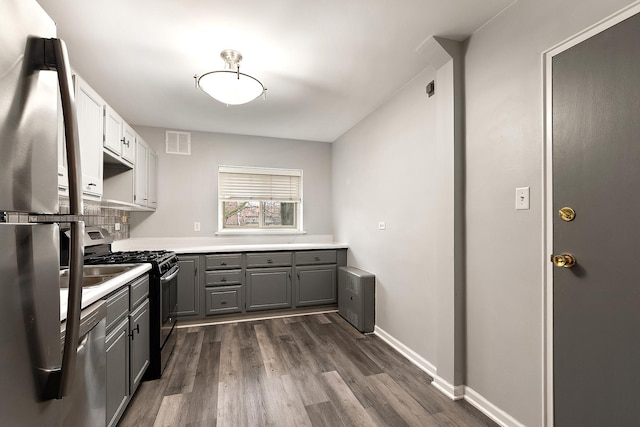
[59,203,130,240]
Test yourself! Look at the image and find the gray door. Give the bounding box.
[552,12,640,426]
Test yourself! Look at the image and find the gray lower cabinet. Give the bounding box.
[295,265,337,307]
[105,318,129,427]
[177,255,200,316]
[104,274,150,427]
[246,267,292,311]
[178,248,346,319]
[129,298,150,395]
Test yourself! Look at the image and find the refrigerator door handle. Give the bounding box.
[44,38,85,400]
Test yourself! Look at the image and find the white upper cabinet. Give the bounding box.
[122,123,136,164]
[74,74,104,198]
[148,149,157,209]
[104,104,123,157]
[133,136,157,210]
[134,137,149,207]
[104,105,135,168]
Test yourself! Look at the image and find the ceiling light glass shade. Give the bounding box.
[195,49,266,105]
[196,70,265,105]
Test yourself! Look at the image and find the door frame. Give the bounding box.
[542,2,640,425]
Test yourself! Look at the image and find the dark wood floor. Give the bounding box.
[119,312,498,427]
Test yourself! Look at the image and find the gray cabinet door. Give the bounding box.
[295,265,336,307]
[105,319,129,427]
[246,267,292,311]
[129,299,150,395]
[177,256,200,316]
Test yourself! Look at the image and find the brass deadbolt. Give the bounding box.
[559,207,576,222]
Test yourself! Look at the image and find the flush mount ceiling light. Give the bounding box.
[194,49,266,106]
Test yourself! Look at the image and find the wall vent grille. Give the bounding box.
[165,131,191,155]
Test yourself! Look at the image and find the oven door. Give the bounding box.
[160,265,179,348]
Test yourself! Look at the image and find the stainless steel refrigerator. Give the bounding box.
[1,0,87,425]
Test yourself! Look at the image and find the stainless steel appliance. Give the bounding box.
[61,301,107,426]
[1,0,91,425]
[79,228,179,379]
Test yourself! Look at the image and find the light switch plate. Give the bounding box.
[515,187,530,210]
[194,222,201,231]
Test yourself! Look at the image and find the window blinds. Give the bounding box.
[218,166,302,202]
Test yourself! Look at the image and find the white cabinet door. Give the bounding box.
[104,105,123,157]
[148,149,157,209]
[122,123,136,165]
[134,138,148,207]
[74,75,104,198]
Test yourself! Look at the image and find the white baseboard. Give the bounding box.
[374,325,463,400]
[373,325,522,427]
[464,387,525,427]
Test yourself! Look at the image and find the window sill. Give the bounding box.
[215,229,307,236]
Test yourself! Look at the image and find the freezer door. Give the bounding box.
[0,0,58,214]
[0,224,62,426]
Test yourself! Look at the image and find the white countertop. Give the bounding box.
[112,236,348,254]
[60,263,151,321]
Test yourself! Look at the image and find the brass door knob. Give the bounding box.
[552,253,576,268]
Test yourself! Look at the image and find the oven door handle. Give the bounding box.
[161,265,180,283]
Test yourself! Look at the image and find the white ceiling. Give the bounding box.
[37,0,512,142]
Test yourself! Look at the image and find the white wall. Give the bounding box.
[129,126,333,238]
[465,0,637,425]
[332,67,439,364]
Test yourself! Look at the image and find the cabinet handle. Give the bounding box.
[220,262,227,266]
[221,277,227,282]
[58,172,64,177]
[315,256,321,262]
[220,300,227,305]
[267,259,273,264]
[88,183,96,187]
[297,272,300,280]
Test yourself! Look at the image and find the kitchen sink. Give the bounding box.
[59,265,137,288]
[59,275,111,288]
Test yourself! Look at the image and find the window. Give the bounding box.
[218,166,302,232]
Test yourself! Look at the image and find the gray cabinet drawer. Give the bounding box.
[205,286,242,315]
[205,269,242,286]
[205,253,242,270]
[295,250,337,265]
[246,252,292,267]
[106,287,129,333]
[129,275,149,310]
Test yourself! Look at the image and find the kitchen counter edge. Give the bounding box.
[113,240,349,254]
[59,263,152,321]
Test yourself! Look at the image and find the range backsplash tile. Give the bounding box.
[58,203,130,240]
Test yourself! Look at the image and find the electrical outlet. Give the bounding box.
[194,222,201,232]
[378,221,386,230]
[114,223,121,231]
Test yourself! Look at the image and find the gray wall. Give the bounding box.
[129,126,332,237]
[465,0,635,425]
[332,67,439,364]
[333,1,638,425]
